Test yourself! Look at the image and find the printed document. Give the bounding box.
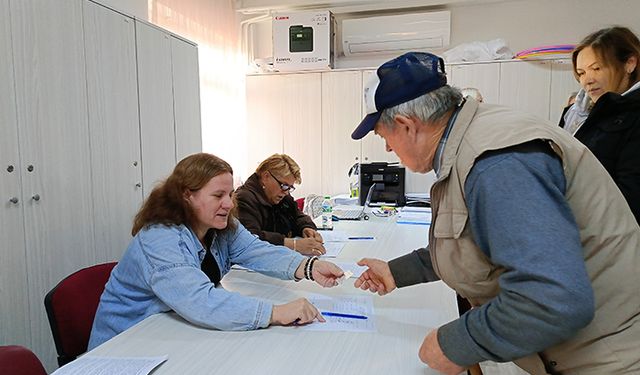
[51,355,168,375]
[303,294,376,333]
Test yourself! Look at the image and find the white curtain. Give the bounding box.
[149,0,247,181]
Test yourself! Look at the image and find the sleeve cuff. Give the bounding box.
[388,248,439,288]
[256,300,273,328]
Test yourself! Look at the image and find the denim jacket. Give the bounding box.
[88,220,305,350]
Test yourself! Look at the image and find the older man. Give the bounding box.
[352,52,640,374]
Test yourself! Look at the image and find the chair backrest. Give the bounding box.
[295,197,305,211]
[0,345,47,375]
[44,262,117,367]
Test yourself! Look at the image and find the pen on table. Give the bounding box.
[321,311,368,320]
[348,236,374,240]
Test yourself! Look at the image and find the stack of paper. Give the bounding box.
[396,206,431,225]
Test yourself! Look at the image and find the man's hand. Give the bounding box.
[354,258,397,296]
[419,329,466,375]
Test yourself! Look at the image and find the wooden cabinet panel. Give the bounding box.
[11,0,96,368]
[136,20,176,196]
[360,70,398,164]
[321,71,362,195]
[171,36,202,161]
[281,74,322,199]
[448,62,500,104]
[550,59,580,124]
[246,74,284,175]
[84,1,143,263]
[0,0,30,349]
[499,60,552,120]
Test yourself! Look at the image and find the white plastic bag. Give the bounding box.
[443,38,513,63]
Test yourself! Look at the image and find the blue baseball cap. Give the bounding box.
[351,52,447,140]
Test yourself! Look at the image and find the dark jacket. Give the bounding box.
[573,88,640,223]
[234,173,316,245]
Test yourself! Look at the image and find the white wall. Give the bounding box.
[247,0,640,69]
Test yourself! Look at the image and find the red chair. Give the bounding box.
[44,262,117,367]
[295,197,305,211]
[0,345,47,375]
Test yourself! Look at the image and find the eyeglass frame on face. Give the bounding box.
[268,170,296,193]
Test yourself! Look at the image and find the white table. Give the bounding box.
[86,217,458,374]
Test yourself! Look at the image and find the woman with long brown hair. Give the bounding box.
[88,153,343,349]
[564,26,640,222]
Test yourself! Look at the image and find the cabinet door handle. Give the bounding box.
[32,194,40,201]
[135,183,142,188]
[9,197,19,204]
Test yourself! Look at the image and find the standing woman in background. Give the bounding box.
[570,26,640,223]
[235,154,326,255]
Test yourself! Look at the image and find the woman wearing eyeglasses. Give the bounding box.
[235,154,326,255]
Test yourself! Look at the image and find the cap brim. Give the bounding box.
[351,112,381,140]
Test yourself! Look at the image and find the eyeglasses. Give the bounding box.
[268,171,296,192]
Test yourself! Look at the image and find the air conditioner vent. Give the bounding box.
[342,11,450,56]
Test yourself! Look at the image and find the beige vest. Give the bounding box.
[429,99,640,374]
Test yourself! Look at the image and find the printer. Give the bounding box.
[359,162,406,206]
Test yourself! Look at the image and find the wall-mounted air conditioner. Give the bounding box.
[341,11,450,56]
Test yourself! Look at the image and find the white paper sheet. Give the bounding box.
[302,294,376,332]
[331,261,368,278]
[397,206,432,225]
[321,242,346,258]
[51,355,168,375]
[318,230,349,242]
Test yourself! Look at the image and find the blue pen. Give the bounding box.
[321,311,368,320]
[348,236,374,240]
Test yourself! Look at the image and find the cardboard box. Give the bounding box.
[273,11,334,72]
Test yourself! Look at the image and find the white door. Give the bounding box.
[11,0,95,368]
[84,1,143,262]
[136,20,176,197]
[499,60,552,121]
[281,73,322,199]
[321,71,362,196]
[0,0,30,349]
[171,36,202,161]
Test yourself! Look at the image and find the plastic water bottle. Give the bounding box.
[321,195,333,230]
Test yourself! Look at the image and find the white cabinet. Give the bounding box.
[1,1,202,371]
[499,60,552,120]
[246,73,322,198]
[449,59,578,123]
[10,0,96,367]
[171,35,203,161]
[136,21,203,197]
[246,74,284,172]
[550,59,581,124]
[0,0,30,350]
[136,21,177,196]
[448,62,500,104]
[83,1,143,263]
[360,70,399,164]
[281,74,322,199]
[321,71,362,195]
